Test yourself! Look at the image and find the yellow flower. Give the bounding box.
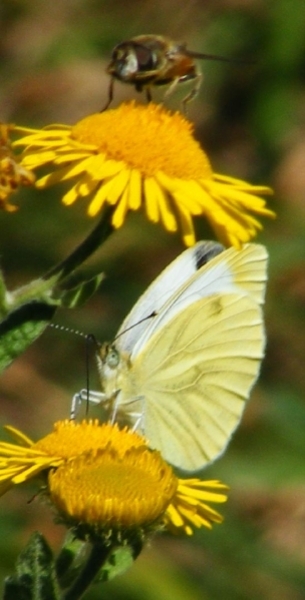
[0,420,228,542]
[0,123,35,210]
[13,102,274,247]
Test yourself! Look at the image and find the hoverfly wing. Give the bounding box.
[185,48,255,65]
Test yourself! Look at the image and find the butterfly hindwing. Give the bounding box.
[125,292,264,470]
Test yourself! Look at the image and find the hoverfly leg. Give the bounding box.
[145,87,152,103]
[101,77,114,112]
[163,76,180,102]
[181,71,202,114]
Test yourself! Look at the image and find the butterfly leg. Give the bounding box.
[70,389,106,419]
[70,391,81,420]
[130,409,145,433]
[124,396,145,432]
[109,389,123,424]
[131,394,145,432]
[109,390,145,426]
[109,393,145,431]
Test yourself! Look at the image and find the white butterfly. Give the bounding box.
[73,241,267,472]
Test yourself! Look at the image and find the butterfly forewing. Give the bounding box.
[219,243,268,305]
[117,241,224,355]
[126,243,267,361]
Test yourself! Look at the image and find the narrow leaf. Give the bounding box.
[0,302,56,372]
[57,273,105,309]
[3,532,61,600]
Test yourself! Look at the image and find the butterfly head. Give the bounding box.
[97,342,120,371]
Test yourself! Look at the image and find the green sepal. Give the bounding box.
[3,532,61,600]
[97,546,135,582]
[55,533,89,591]
[55,535,139,598]
[56,536,135,587]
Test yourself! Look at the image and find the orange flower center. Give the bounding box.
[72,102,212,179]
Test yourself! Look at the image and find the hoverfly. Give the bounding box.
[103,34,247,111]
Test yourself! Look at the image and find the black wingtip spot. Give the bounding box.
[195,242,224,270]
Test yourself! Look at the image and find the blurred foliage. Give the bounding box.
[1,0,305,599]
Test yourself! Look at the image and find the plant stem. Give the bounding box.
[63,543,112,600]
[44,206,114,282]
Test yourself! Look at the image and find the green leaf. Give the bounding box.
[3,532,61,600]
[57,273,105,309]
[0,301,56,372]
[0,269,7,313]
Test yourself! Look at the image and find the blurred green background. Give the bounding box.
[1,0,305,598]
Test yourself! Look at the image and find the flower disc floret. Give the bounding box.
[72,102,211,180]
[49,446,177,532]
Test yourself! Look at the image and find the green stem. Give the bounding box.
[44,205,115,282]
[7,206,114,310]
[63,543,112,600]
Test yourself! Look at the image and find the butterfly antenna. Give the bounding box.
[48,322,88,339]
[114,310,157,342]
[49,323,98,416]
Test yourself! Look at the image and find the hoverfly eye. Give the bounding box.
[112,48,122,61]
[136,46,156,70]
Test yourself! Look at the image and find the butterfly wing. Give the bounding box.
[116,243,267,471]
[116,241,223,354]
[127,292,264,471]
[128,243,267,360]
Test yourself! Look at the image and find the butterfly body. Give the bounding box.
[90,242,267,471]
